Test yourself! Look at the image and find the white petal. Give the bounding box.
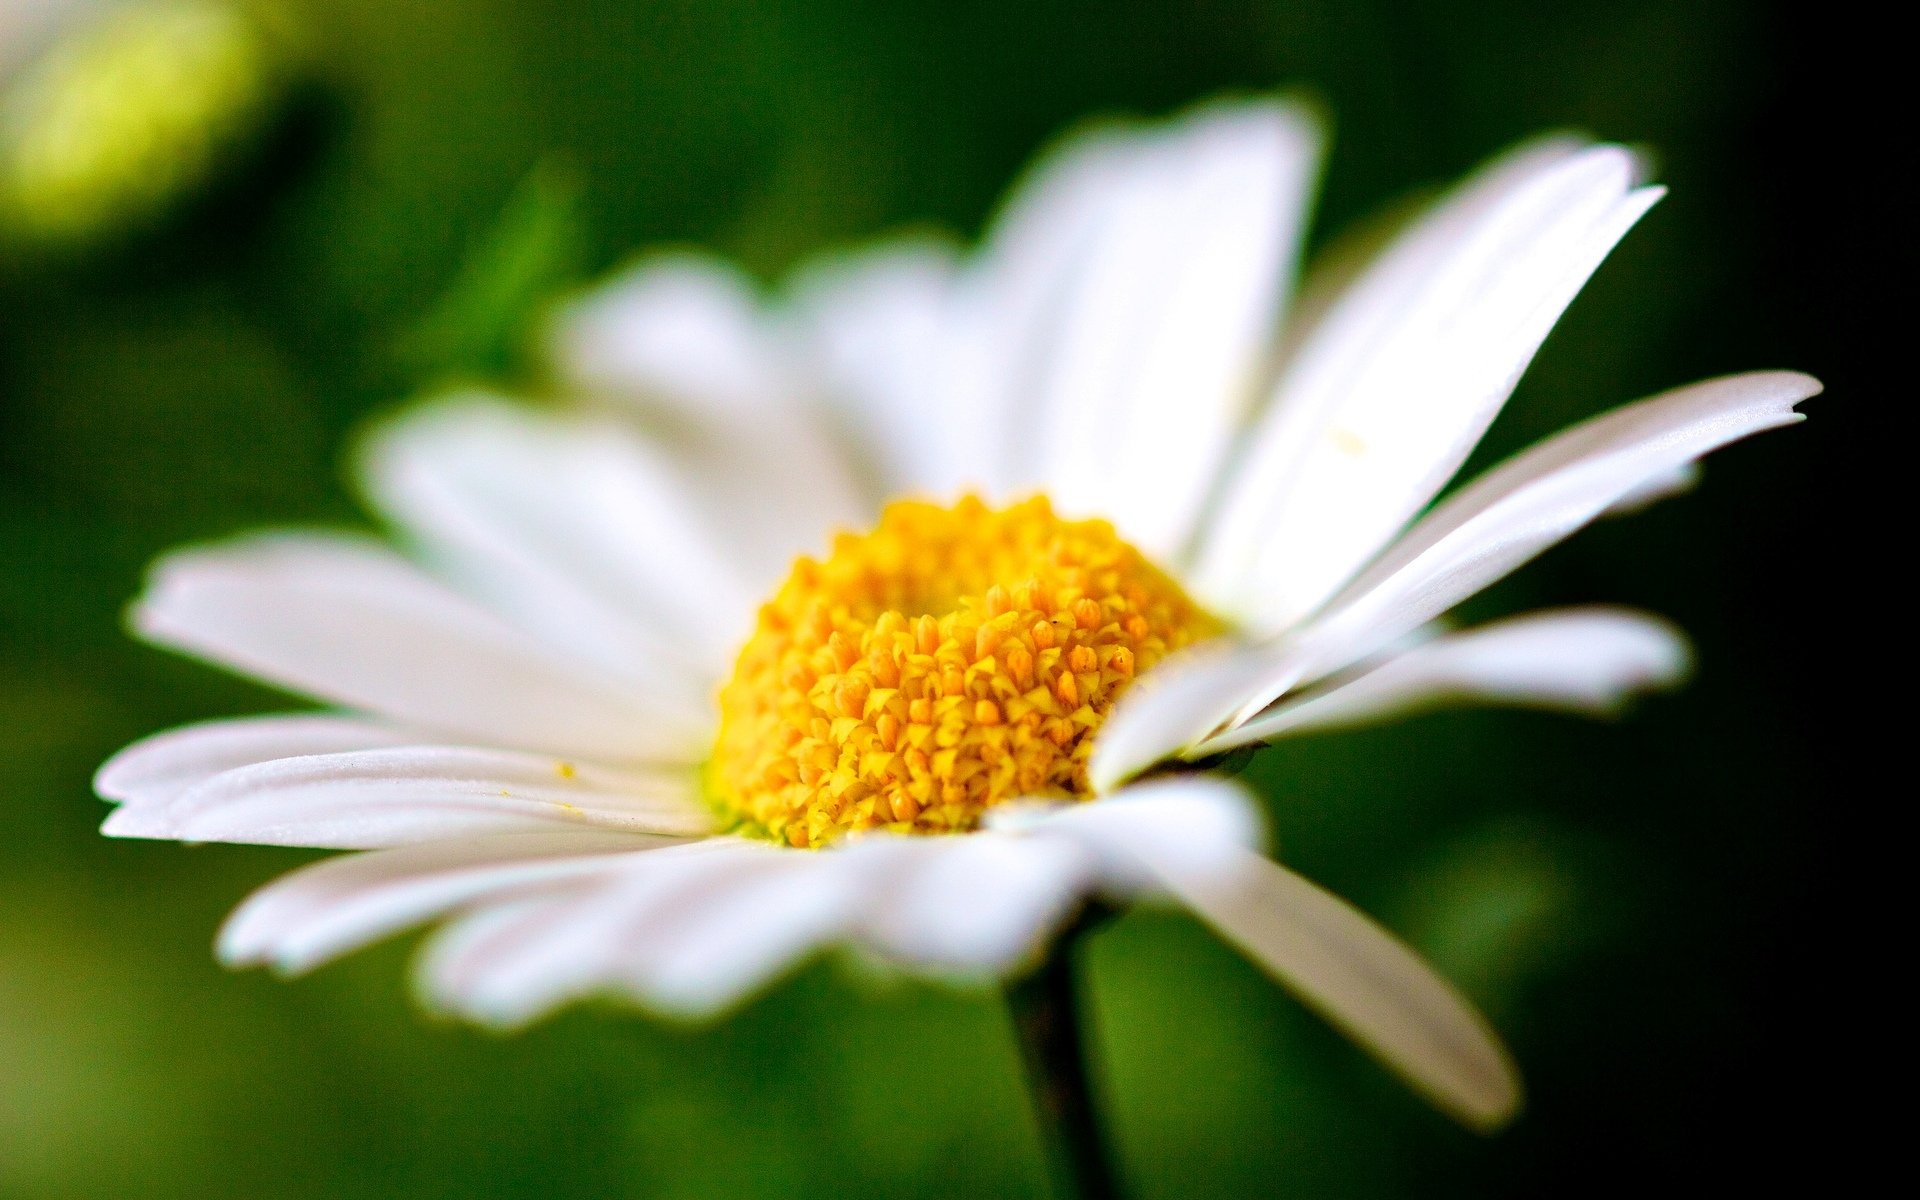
[360,396,759,686]
[1003,775,1267,897]
[420,839,852,1025]
[1113,372,1814,766]
[552,252,796,416]
[547,253,872,576]
[1139,842,1522,1129]
[1063,777,1519,1128]
[995,780,1519,1125]
[1271,137,1592,373]
[842,831,1097,974]
[1087,638,1286,793]
[132,534,708,763]
[1195,607,1690,753]
[1015,99,1322,560]
[217,832,663,974]
[415,840,748,1026]
[955,120,1141,498]
[95,713,418,807]
[102,746,713,848]
[1282,371,1818,689]
[786,238,981,498]
[614,852,862,1019]
[1602,460,1701,516]
[413,894,595,1026]
[1197,142,1662,628]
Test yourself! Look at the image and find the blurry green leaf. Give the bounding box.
[1390,822,1586,1019]
[396,158,590,385]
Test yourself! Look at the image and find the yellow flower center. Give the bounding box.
[708,495,1221,848]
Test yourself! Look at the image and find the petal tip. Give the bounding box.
[92,746,139,804]
[1455,1062,1526,1134]
[100,804,167,840]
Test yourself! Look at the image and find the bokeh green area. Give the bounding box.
[0,1,1864,1197]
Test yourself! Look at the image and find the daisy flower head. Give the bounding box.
[98,96,1817,1133]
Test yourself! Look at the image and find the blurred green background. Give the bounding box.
[0,1,1867,1196]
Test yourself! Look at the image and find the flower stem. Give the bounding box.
[1007,923,1125,1200]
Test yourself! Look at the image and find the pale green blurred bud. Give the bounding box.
[0,0,301,251]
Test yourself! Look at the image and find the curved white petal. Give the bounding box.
[786,238,980,499]
[552,251,798,416]
[1003,775,1268,897]
[1194,607,1690,753]
[1057,776,1517,1127]
[1603,460,1701,516]
[102,746,713,848]
[1112,371,1814,768]
[613,852,863,1019]
[413,840,747,1026]
[953,120,1141,498]
[1283,370,1817,689]
[1134,840,1522,1130]
[1087,639,1286,793]
[1269,136,1592,386]
[132,534,709,763]
[217,832,664,974]
[1014,99,1322,561]
[1198,141,1662,627]
[95,713,419,807]
[419,839,852,1026]
[546,252,872,576]
[361,396,759,685]
[842,831,1097,974]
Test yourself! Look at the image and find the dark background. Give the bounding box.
[0,1,1878,1196]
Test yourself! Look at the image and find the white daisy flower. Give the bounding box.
[97,97,1816,1134]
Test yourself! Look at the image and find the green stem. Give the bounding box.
[1007,924,1125,1200]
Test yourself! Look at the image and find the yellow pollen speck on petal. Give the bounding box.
[1331,428,1368,456]
[706,495,1222,847]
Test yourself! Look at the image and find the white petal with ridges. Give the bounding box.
[361,397,759,686]
[1271,137,1591,370]
[1198,143,1661,627]
[95,713,419,807]
[413,840,748,1026]
[613,853,863,1019]
[546,253,872,576]
[1066,777,1519,1129]
[1104,371,1814,772]
[1283,370,1817,688]
[133,535,708,763]
[1021,99,1322,560]
[418,839,848,1026]
[1194,607,1690,753]
[102,746,713,848]
[1139,842,1522,1129]
[217,832,664,974]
